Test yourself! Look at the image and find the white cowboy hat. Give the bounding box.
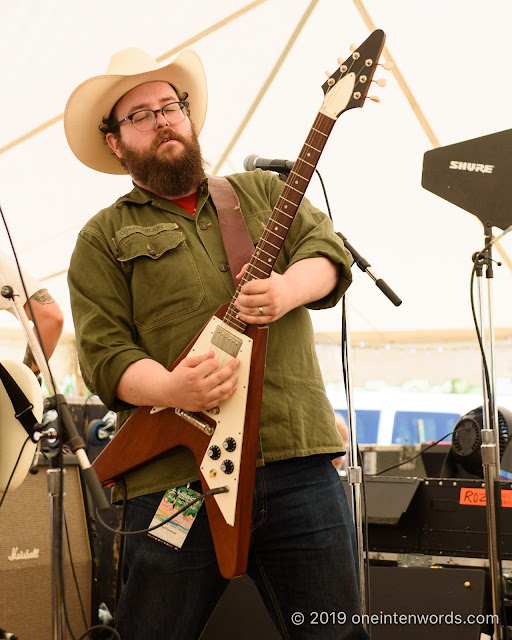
[64,47,207,175]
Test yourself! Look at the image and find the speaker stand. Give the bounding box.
[473,226,507,640]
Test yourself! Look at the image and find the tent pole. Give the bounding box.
[213,0,320,174]
[354,0,512,272]
[0,0,271,157]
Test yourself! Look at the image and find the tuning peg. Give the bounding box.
[379,61,393,71]
[373,78,387,87]
[337,57,344,65]
[325,70,331,77]
[368,96,381,103]
[349,43,357,52]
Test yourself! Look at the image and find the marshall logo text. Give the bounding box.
[8,546,40,561]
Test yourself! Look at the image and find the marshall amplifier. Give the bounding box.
[0,456,92,639]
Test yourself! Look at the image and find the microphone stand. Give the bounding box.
[335,231,402,623]
[265,166,403,622]
[472,228,506,640]
[0,277,109,640]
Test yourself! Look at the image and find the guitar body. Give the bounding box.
[92,302,268,579]
[0,361,42,493]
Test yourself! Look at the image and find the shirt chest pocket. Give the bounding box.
[115,223,205,331]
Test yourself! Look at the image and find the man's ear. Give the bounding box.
[106,133,123,159]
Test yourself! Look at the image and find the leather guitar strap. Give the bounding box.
[0,362,38,438]
[207,175,255,284]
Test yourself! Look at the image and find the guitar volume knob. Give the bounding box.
[222,437,237,452]
[207,445,221,460]
[220,459,234,474]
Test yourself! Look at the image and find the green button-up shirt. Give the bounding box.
[68,170,353,500]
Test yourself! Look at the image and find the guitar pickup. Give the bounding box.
[211,326,243,358]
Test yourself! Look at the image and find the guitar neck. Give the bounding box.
[224,111,336,333]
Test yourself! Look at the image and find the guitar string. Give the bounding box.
[183,51,375,409]
[211,91,348,377]
[215,113,329,353]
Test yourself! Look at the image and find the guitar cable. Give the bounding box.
[367,430,454,477]
[92,484,230,629]
[95,485,229,537]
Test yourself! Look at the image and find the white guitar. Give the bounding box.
[0,361,43,493]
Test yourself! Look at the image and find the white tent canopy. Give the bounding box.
[0,0,511,346]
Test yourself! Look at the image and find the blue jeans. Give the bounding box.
[115,454,369,639]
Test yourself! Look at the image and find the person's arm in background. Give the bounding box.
[22,288,64,375]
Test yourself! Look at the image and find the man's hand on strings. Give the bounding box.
[234,257,339,325]
[234,264,292,324]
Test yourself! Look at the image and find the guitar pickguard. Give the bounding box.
[151,316,252,526]
[195,317,252,526]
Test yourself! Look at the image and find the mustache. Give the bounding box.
[152,129,188,151]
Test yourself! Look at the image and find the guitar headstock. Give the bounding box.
[321,29,386,119]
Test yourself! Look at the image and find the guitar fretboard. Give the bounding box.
[223,112,336,333]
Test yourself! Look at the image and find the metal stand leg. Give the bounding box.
[48,466,66,640]
[333,237,401,628]
[341,296,368,622]
[474,232,506,639]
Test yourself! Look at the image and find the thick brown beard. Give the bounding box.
[117,125,206,198]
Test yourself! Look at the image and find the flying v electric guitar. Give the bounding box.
[92,29,386,579]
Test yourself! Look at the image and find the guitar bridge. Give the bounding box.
[175,408,216,435]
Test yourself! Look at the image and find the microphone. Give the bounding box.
[0,629,19,640]
[243,154,295,174]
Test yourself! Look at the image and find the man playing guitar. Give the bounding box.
[65,44,370,639]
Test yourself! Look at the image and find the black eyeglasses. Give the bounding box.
[113,101,190,132]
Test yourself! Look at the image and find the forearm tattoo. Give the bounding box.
[23,345,40,374]
[30,288,55,305]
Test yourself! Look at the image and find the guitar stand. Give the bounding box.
[0,276,109,640]
[335,232,402,624]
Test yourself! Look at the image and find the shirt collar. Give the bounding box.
[114,179,210,218]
